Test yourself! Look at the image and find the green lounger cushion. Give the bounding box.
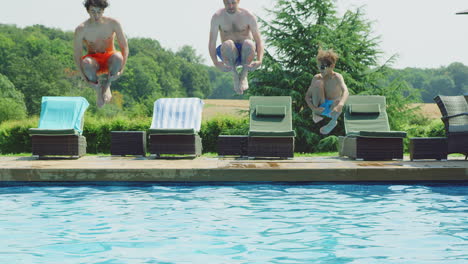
[29,128,79,136]
[344,96,391,134]
[349,104,380,115]
[249,96,295,138]
[347,131,407,138]
[449,124,468,133]
[343,96,407,138]
[256,105,286,117]
[149,128,196,135]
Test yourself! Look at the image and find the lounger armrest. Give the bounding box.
[443,112,468,120]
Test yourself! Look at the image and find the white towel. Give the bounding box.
[150,98,204,131]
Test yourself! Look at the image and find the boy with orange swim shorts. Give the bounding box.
[74,0,128,108]
[81,50,118,75]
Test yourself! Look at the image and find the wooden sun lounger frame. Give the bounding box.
[338,136,403,161]
[32,135,86,158]
[149,134,202,157]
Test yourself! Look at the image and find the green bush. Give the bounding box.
[402,117,445,151]
[0,115,250,155]
[425,121,445,137]
[0,98,27,124]
[0,118,37,154]
[0,112,448,155]
[83,115,151,153]
[0,115,152,154]
[199,116,249,153]
[317,136,339,152]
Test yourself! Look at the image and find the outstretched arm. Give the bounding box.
[305,77,325,114]
[248,14,264,70]
[73,26,89,82]
[209,14,231,72]
[333,74,349,113]
[114,20,128,77]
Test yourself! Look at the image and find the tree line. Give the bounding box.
[386,63,468,103]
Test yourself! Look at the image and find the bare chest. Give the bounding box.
[324,78,339,89]
[323,78,342,98]
[219,17,250,35]
[82,24,114,43]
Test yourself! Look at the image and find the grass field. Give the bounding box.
[412,103,441,119]
[203,99,441,120]
[203,99,249,120]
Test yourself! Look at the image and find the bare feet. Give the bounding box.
[313,113,323,123]
[102,81,112,103]
[94,86,105,108]
[239,77,249,95]
[88,80,104,108]
[320,120,338,135]
[238,68,249,95]
[232,71,242,95]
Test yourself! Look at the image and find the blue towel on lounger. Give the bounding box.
[38,97,89,134]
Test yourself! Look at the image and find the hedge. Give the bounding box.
[0,115,446,155]
[0,115,248,154]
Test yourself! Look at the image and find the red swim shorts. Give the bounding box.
[82,50,119,75]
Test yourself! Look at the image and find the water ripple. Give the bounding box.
[0,183,466,263]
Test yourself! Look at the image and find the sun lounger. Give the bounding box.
[247,96,295,158]
[434,95,468,159]
[148,98,203,157]
[338,95,406,160]
[29,97,89,158]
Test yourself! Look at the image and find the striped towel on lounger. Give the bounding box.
[150,98,204,131]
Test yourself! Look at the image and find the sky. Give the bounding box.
[1,0,468,69]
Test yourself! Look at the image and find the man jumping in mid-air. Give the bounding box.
[209,0,264,95]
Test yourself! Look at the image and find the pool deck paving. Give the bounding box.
[0,156,467,182]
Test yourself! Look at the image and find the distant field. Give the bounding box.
[412,103,441,119]
[203,100,442,120]
[203,99,249,120]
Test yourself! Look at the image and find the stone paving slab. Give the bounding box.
[0,156,467,182]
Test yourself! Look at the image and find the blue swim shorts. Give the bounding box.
[319,99,334,118]
[216,43,243,66]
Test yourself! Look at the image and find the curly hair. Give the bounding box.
[317,49,339,65]
[84,0,109,10]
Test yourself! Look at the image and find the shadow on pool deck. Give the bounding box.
[0,156,467,182]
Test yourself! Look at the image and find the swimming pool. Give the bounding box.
[0,183,466,263]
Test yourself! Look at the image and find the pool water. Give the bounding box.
[0,183,466,263]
